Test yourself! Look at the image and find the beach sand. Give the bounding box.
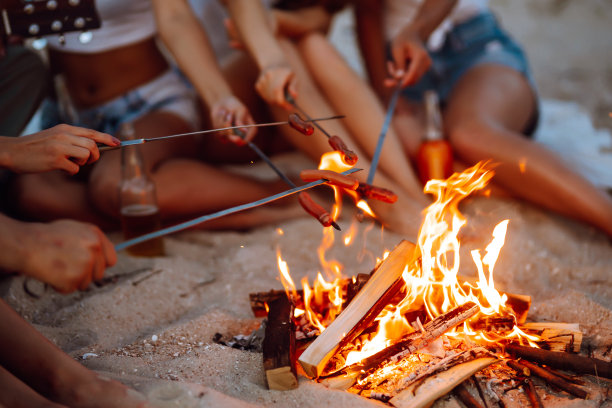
[2,1,611,407]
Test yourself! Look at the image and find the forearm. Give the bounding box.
[223,0,286,70]
[355,0,388,100]
[0,214,26,274]
[153,0,233,107]
[274,6,332,38]
[405,0,458,42]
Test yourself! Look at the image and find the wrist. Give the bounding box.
[0,215,29,274]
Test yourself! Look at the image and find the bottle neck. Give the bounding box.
[424,90,443,141]
[120,122,148,180]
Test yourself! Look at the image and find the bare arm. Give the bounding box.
[152,0,256,142]
[389,0,458,86]
[273,6,333,38]
[354,0,389,101]
[222,0,297,109]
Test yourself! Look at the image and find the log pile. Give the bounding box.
[242,239,610,406]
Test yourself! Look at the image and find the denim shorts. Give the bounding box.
[41,69,200,136]
[396,11,536,104]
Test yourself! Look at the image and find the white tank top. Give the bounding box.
[46,0,156,53]
[384,0,489,51]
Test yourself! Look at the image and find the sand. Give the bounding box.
[2,1,612,407]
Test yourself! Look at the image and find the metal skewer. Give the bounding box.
[114,168,360,252]
[99,115,344,152]
[233,128,341,231]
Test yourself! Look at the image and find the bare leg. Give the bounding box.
[89,111,301,228]
[0,300,150,408]
[296,32,425,201]
[445,64,612,236]
[0,365,65,408]
[12,171,117,230]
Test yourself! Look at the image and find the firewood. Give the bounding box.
[506,343,612,379]
[298,240,417,378]
[507,358,588,399]
[340,302,479,375]
[523,378,543,408]
[263,295,298,390]
[453,382,485,408]
[389,357,497,408]
[504,293,531,325]
[250,289,292,317]
[519,322,582,353]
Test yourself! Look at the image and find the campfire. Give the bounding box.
[235,162,611,407]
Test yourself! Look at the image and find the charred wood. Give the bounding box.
[263,294,298,390]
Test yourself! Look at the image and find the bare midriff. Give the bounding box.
[49,37,169,108]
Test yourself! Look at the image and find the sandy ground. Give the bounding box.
[3,1,612,407]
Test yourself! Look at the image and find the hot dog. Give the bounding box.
[300,169,359,190]
[328,135,358,166]
[298,192,334,228]
[288,113,314,136]
[356,183,398,203]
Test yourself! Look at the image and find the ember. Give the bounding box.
[248,161,611,406]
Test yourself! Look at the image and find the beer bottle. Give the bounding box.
[416,90,453,185]
[118,122,165,257]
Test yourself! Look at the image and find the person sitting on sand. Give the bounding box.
[0,127,152,407]
[353,0,612,237]
[14,0,303,232]
[219,0,427,238]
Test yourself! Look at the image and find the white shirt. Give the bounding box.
[46,0,157,53]
[384,0,489,51]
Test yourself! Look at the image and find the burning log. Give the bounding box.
[339,302,479,375]
[389,357,498,408]
[249,289,291,317]
[504,293,530,325]
[298,240,417,378]
[263,294,298,390]
[506,359,588,399]
[506,343,612,379]
[453,382,485,408]
[519,323,582,352]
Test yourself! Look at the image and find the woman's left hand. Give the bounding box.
[387,28,432,88]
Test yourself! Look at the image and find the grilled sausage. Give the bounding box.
[356,183,398,203]
[288,113,314,136]
[298,192,334,227]
[300,169,359,190]
[328,135,358,165]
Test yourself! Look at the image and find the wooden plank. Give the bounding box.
[519,322,582,353]
[298,240,417,378]
[389,357,497,408]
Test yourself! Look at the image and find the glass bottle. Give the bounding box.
[118,122,165,257]
[416,90,454,185]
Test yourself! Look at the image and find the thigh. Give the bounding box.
[444,64,537,136]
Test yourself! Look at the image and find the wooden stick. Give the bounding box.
[453,382,485,408]
[506,344,612,379]
[523,378,543,408]
[518,359,588,399]
[298,240,417,378]
[507,359,587,399]
[263,295,298,390]
[341,302,479,375]
[250,289,299,317]
[390,357,497,408]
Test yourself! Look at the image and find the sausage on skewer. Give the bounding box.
[300,169,359,190]
[328,135,358,166]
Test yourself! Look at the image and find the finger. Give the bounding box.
[70,126,120,146]
[59,158,81,175]
[390,45,407,77]
[64,145,91,166]
[67,134,99,163]
[237,111,257,143]
[97,228,117,269]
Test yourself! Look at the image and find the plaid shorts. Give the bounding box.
[41,69,200,136]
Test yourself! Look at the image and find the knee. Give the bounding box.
[88,169,120,217]
[447,119,491,159]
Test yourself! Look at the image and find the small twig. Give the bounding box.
[454,382,485,408]
[472,376,490,408]
[523,378,543,408]
[131,268,163,286]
